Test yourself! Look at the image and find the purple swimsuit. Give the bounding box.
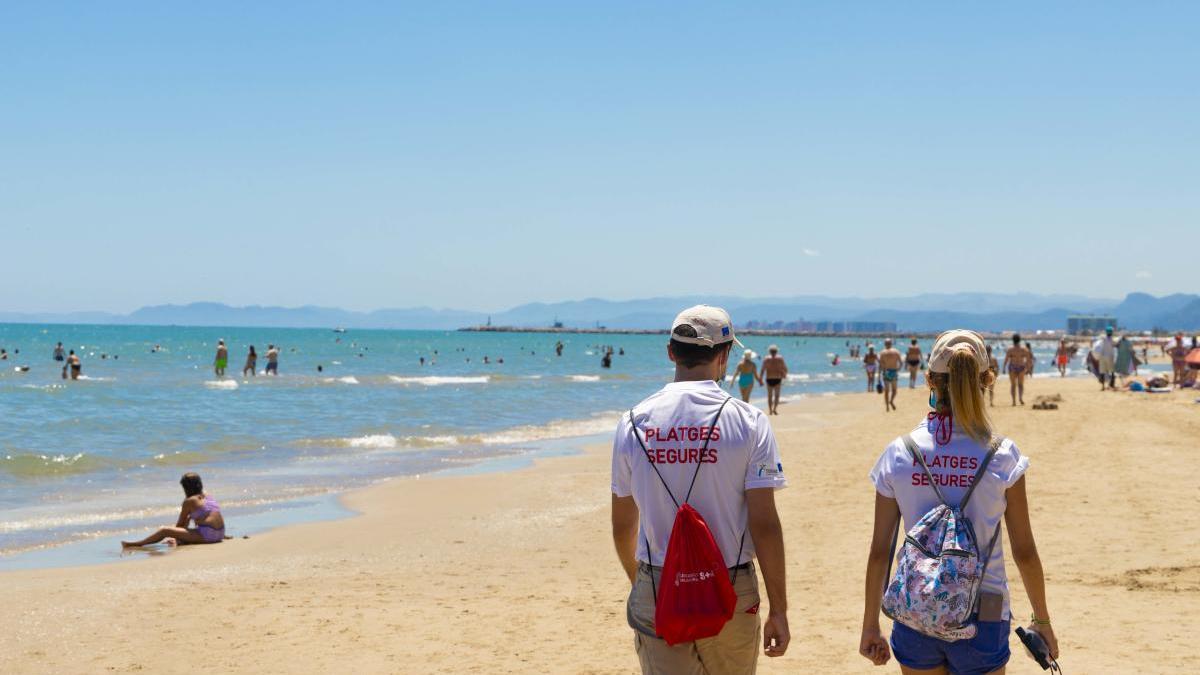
[192,495,225,543]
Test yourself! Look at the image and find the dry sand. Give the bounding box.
[3,375,1198,674]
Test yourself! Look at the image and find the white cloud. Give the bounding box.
[802,248,820,257]
[1134,270,1152,279]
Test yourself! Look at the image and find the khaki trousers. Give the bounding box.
[627,563,762,675]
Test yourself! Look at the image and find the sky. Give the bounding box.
[1,3,1197,313]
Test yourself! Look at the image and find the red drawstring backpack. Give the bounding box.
[630,398,743,645]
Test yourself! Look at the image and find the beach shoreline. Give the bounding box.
[4,376,1198,673]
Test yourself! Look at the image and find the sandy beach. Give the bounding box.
[3,375,1197,674]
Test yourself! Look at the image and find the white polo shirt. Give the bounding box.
[869,418,1029,619]
[611,380,788,568]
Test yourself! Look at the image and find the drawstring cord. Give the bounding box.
[928,410,953,446]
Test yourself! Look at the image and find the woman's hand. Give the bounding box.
[859,625,890,666]
[1026,623,1059,660]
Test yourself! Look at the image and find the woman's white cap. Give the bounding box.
[928,329,989,374]
[670,305,744,348]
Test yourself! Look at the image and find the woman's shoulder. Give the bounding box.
[985,435,1029,487]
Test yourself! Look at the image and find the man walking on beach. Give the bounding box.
[878,339,903,412]
[759,345,788,415]
[1166,334,1188,387]
[612,305,790,673]
[1092,327,1117,391]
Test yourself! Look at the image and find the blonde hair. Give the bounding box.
[928,350,994,444]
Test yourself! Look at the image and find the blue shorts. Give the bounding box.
[891,618,1010,675]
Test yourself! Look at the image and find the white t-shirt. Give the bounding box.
[611,380,788,567]
[1092,337,1116,361]
[869,417,1029,619]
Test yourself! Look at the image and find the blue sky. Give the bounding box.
[2,3,1196,313]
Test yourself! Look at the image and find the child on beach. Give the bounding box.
[121,472,226,547]
[858,330,1059,672]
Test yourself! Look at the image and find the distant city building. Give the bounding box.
[1067,315,1117,335]
[743,318,896,333]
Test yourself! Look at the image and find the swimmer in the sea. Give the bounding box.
[243,345,257,377]
[214,339,228,378]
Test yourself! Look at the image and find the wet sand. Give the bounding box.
[2,375,1197,673]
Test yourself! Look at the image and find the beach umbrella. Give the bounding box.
[1186,348,1200,367]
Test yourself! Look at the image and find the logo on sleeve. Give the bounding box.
[757,462,782,477]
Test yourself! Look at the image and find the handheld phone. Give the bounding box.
[1015,626,1061,672]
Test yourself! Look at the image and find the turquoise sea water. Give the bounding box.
[0,324,1077,565]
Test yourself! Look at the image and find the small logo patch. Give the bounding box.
[722,326,730,337]
[757,462,782,478]
[745,602,760,615]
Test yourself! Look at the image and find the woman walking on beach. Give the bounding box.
[905,339,923,389]
[858,330,1059,673]
[243,345,257,377]
[730,349,763,403]
[864,346,879,392]
[1002,334,1029,405]
[121,472,226,547]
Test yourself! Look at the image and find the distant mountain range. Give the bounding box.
[1,292,1197,332]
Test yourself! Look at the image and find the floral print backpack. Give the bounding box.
[881,434,1004,641]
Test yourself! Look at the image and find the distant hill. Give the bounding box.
[1,292,1196,331]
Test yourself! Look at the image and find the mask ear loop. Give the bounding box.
[927,372,953,445]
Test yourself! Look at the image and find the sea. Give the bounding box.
[0,324,1081,568]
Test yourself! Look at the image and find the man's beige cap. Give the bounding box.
[670,305,744,348]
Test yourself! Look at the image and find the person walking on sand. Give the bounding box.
[243,345,257,377]
[759,344,788,415]
[1166,334,1188,387]
[1091,327,1117,391]
[1055,339,1071,377]
[878,339,903,412]
[612,305,790,673]
[1002,334,1031,405]
[731,349,763,403]
[122,472,226,547]
[859,329,1059,673]
[214,339,228,377]
[863,346,879,392]
[986,344,999,407]
[265,344,279,375]
[905,339,923,389]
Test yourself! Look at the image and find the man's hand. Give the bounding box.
[858,625,890,665]
[763,610,789,657]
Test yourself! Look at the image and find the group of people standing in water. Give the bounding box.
[214,340,279,378]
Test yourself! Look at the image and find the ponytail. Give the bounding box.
[945,350,992,444]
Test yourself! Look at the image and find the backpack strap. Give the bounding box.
[959,435,1005,511]
[901,434,948,506]
[629,409,681,509]
[683,397,731,504]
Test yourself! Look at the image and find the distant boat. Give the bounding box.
[333,327,347,333]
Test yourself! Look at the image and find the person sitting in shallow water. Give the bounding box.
[122,472,226,548]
